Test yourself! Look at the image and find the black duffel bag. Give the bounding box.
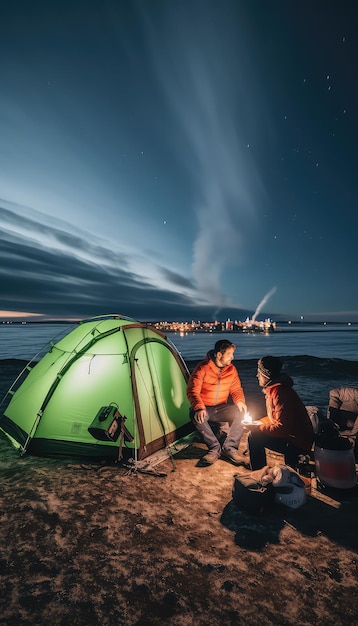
[232,473,274,514]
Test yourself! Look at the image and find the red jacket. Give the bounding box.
[260,374,314,452]
[187,351,245,411]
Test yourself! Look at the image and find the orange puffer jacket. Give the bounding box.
[186,352,245,410]
[260,374,314,452]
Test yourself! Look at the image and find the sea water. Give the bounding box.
[0,322,357,410]
[168,326,358,361]
[169,326,358,410]
[1,322,358,361]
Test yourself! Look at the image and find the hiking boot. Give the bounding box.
[201,450,221,465]
[221,448,249,467]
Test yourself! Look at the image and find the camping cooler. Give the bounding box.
[314,446,357,489]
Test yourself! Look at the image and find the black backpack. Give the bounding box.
[232,473,274,514]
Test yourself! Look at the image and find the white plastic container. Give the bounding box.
[314,446,357,489]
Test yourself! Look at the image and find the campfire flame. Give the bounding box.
[242,411,252,424]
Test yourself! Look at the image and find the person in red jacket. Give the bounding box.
[248,356,314,470]
[187,339,247,465]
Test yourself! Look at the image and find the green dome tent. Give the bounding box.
[0,315,194,462]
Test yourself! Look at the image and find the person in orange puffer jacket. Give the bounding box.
[187,339,247,466]
[248,356,314,470]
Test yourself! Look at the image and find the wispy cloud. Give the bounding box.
[0,202,201,319]
[139,3,267,307]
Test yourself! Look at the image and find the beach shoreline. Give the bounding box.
[2,354,358,415]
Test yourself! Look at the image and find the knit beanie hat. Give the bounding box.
[257,356,282,380]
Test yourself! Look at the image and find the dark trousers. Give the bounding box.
[248,430,305,470]
[190,403,244,453]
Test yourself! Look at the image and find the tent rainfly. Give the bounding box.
[0,315,194,462]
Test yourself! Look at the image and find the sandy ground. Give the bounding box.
[0,429,357,626]
[0,360,357,625]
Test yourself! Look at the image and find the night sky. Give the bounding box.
[1,1,357,322]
